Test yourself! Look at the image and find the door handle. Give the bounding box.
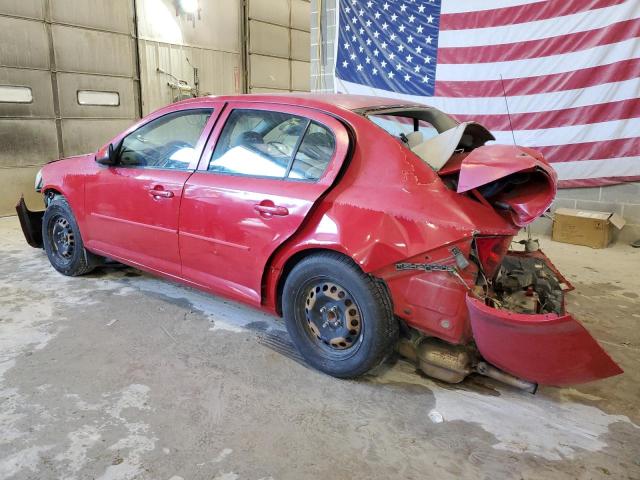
[148,188,174,198]
[254,203,289,216]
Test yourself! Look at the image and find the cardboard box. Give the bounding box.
[552,208,626,248]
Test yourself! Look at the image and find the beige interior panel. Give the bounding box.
[291,0,311,32]
[52,25,134,77]
[57,73,136,118]
[291,60,310,91]
[250,55,290,90]
[250,20,289,58]
[249,0,289,26]
[291,30,310,61]
[51,0,133,34]
[0,0,44,20]
[0,17,49,69]
[0,68,54,118]
[0,166,44,215]
[0,119,59,168]
[61,118,134,156]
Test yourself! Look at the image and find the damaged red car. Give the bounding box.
[17,94,622,392]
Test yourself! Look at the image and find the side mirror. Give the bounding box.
[95,143,116,166]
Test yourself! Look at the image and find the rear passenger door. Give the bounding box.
[178,103,350,305]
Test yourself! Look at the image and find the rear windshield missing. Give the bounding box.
[365,107,458,144]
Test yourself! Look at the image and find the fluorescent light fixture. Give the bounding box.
[180,0,198,14]
[0,85,33,103]
[77,90,120,106]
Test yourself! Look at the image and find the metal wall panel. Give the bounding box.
[246,0,311,93]
[57,73,136,119]
[250,55,290,90]
[61,119,134,155]
[0,68,54,118]
[250,20,289,58]
[0,0,44,20]
[52,25,135,77]
[0,16,49,69]
[2,166,45,210]
[249,0,290,27]
[0,119,59,167]
[50,0,133,34]
[291,0,311,31]
[291,60,310,91]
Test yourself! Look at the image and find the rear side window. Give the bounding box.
[289,122,335,180]
[208,109,334,181]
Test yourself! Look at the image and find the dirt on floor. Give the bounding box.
[0,215,639,480]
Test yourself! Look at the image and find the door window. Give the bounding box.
[208,109,335,181]
[118,109,212,170]
[288,122,335,180]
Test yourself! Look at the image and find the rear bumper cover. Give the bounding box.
[467,295,623,385]
[16,196,44,248]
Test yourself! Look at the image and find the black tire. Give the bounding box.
[42,196,97,276]
[282,252,398,378]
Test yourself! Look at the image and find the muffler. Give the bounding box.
[398,335,538,393]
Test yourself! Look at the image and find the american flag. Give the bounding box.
[334,0,640,187]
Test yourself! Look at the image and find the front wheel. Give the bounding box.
[282,252,398,378]
[42,196,97,276]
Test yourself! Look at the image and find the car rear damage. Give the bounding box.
[364,107,623,391]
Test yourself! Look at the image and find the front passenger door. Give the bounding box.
[85,107,216,277]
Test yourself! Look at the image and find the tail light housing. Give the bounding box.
[474,236,512,278]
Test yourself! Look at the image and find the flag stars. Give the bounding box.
[365,57,371,64]
[366,38,372,45]
[408,14,416,23]
[345,25,350,32]
[391,13,398,21]
[374,11,381,19]
[424,55,432,63]
[343,42,350,49]
[422,75,430,83]
[417,25,424,34]
[357,64,363,71]
[350,52,356,60]
[406,54,413,62]
[366,19,372,26]
[407,34,414,43]
[398,44,405,52]
[388,71,395,79]
[427,14,434,24]
[404,73,411,81]
[390,33,397,41]
[372,68,378,75]
[382,22,389,30]
[373,31,380,38]
[414,65,421,73]
[366,0,373,7]
[342,60,348,68]
[416,46,423,53]
[358,46,364,53]
[359,27,364,34]
[374,48,380,56]
[381,60,387,68]
[396,63,403,71]
[418,4,425,13]
[389,52,396,60]
[382,2,390,10]
[399,24,406,32]
[400,3,407,12]
[426,35,433,44]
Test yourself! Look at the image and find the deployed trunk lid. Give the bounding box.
[415,123,556,228]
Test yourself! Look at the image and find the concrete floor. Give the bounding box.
[0,215,639,480]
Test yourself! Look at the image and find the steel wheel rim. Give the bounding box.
[301,278,364,354]
[49,215,75,261]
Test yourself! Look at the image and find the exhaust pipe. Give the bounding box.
[476,362,538,394]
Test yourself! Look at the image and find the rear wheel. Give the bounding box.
[42,196,97,276]
[282,252,398,378]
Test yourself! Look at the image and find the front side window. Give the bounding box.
[208,109,335,181]
[118,109,212,170]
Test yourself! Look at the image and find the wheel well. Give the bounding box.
[43,188,63,206]
[274,248,351,316]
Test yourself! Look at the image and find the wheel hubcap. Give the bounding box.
[304,281,362,350]
[51,217,74,259]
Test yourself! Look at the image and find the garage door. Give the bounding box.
[0,0,140,215]
[246,0,310,93]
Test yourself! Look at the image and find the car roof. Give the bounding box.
[174,93,425,114]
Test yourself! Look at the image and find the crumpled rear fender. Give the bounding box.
[467,295,623,385]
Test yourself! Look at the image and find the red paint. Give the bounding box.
[36,94,622,385]
[467,295,623,385]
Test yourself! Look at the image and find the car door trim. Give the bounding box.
[179,230,251,251]
[90,212,177,234]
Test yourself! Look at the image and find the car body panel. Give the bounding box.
[24,93,622,386]
[467,295,623,385]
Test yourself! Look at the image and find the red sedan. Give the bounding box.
[17,94,622,391]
